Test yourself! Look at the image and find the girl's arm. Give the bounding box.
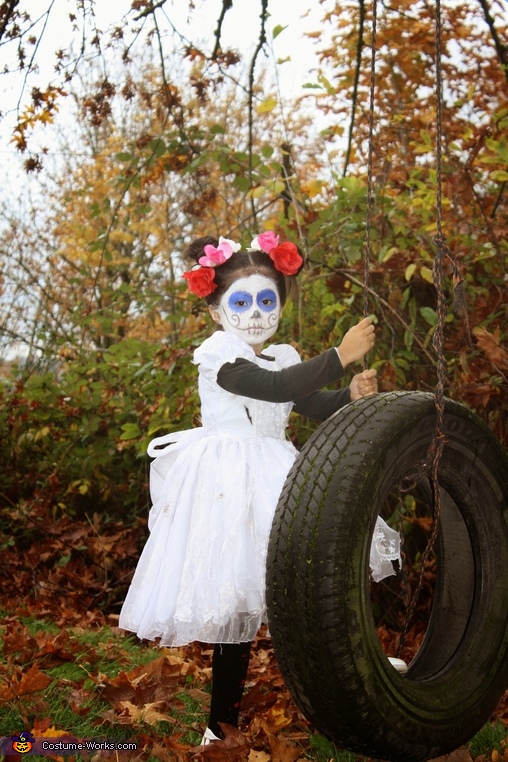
[216,349,345,403]
[292,388,351,421]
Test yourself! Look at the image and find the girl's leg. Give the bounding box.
[207,641,251,738]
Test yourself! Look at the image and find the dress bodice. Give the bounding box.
[193,332,300,440]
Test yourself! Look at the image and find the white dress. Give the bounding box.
[119,332,400,646]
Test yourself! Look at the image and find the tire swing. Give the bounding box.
[266,392,508,761]
[265,3,508,761]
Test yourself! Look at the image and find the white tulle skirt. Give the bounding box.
[119,429,400,646]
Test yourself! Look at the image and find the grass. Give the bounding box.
[467,720,508,759]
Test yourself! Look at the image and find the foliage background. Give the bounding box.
[0,0,507,757]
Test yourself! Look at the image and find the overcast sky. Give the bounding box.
[0,0,328,193]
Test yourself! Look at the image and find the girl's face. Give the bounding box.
[212,274,281,347]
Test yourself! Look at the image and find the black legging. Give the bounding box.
[207,641,252,738]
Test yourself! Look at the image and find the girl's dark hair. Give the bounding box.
[184,236,303,306]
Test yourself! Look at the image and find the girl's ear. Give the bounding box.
[208,305,221,325]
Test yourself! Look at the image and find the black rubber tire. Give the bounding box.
[266,391,508,762]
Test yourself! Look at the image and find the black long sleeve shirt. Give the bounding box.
[216,348,351,422]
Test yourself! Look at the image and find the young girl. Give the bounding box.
[119,232,401,744]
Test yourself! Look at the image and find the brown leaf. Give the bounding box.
[164,735,195,761]
[242,681,279,713]
[101,654,183,707]
[116,699,173,725]
[2,621,38,660]
[150,740,185,761]
[428,750,473,762]
[268,734,302,762]
[190,724,250,761]
[0,664,52,702]
[473,326,508,371]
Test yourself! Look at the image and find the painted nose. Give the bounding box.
[252,309,261,318]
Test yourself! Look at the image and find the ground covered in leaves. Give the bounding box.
[1,512,508,761]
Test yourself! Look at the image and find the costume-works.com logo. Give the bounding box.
[11,730,35,753]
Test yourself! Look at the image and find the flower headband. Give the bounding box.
[183,231,303,297]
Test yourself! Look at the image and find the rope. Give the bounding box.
[361,0,472,661]
[395,0,449,657]
[363,0,377,320]
[363,0,377,370]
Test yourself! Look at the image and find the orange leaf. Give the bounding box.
[0,664,52,702]
[37,726,76,739]
[269,737,302,762]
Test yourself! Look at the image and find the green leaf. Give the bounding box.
[404,329,414,351]
[419,306,438,326]
[232,176,251,192]
[119,423,142,441]
[317,73,336,95]
[272,24,287,39]
[405,263,417,281]
[269,179,286,195]
[490,169,508,182]
[379,246,398,263]
[149,138,166,157]
[256,96,278,114]
[420,265,434,283]
[247,185,267,199]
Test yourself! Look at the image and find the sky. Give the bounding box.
[0,0,329,189]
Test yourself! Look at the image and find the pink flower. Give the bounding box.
[199,236,240,267]
[251,231,280,253]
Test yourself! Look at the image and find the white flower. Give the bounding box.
[219,236,241,252]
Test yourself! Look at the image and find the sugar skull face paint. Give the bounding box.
[217,274,281,346]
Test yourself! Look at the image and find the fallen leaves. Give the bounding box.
[0,663,52,703]
[429,750,474,762]
[2,503,508,762]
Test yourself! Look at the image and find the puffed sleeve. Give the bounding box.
[193,331,256,383]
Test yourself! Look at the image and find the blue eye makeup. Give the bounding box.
[257,289,278,312]
[228,291,253,313]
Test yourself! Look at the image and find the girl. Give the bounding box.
[119,232,400,744]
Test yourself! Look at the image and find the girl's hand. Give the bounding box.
[338,317,375,367]
[349,369,378,401]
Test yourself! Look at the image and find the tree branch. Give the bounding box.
[132,0,168,21]
[343,0,366,177]
[247,0,268,227]
[0,0,20,44]
[212,0,233,59]
[477,0,508,84]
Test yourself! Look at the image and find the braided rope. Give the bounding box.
[363,0,377,372]
[395,0,449,657]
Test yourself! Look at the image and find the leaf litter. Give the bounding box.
[1,511,507,760]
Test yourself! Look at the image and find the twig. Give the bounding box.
[212,0,233,58]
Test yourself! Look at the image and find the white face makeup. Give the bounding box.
[216,274,281,347]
